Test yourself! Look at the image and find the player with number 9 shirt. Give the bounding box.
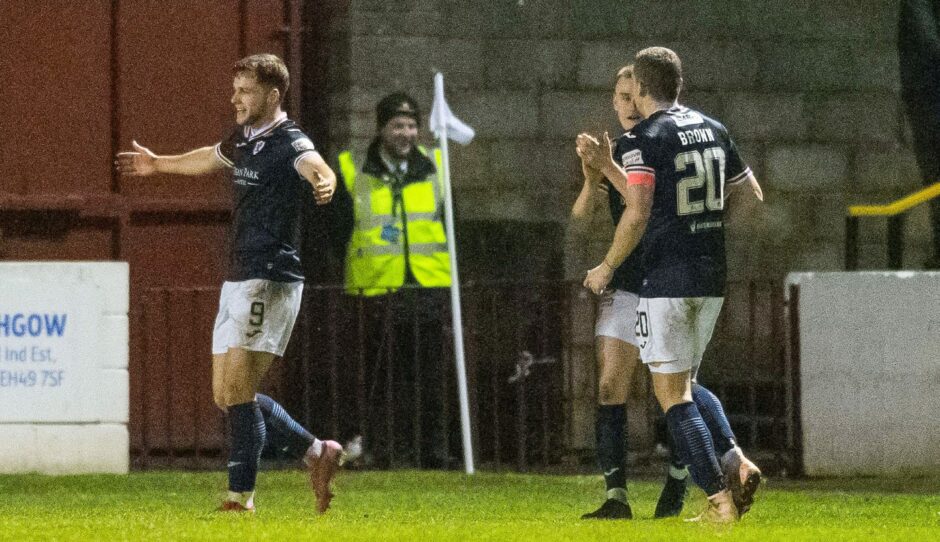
[116,54,349,515]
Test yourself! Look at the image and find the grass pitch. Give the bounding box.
[1,469,938,541]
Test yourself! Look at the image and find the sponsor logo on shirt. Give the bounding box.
[621,149,644,166]
[292,138,315,152]
[689,220,723,233]
[234,167,259,180]
[671,109,705,127]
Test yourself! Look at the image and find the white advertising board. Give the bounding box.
[0,262,129,473]
[788,271,940,476]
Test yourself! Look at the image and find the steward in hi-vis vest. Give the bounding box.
[341,92,451,296]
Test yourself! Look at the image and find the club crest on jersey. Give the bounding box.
[621,149,644,166]
[253,141,265,155]
[292,138,315,152]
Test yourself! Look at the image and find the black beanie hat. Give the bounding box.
[376,92,421,130]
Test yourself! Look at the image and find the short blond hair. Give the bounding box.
[616,65,634,81]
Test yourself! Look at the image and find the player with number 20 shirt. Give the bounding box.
[619,106,750,302]
[579,47,765,523]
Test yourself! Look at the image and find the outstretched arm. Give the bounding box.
[295,151,337,206]
[115,141,224,177]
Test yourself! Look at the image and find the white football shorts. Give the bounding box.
[636,296,724,375]
[212,279,303,356]
[594,288,640,347]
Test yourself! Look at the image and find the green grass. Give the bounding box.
[1,470,938,541]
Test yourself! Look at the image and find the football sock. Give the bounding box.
[691,383,737,457]
[252,400,266,467]
[664,401,725,497]
[596,404,627,502]
[307,439,324,458]
[669,464,690,480]
[227,401,265,493]
[256,393,316,458]
[665,425,690,479]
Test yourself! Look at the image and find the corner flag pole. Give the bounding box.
[432,72,475,474]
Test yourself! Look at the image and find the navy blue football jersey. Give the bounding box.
[605,132,645,294]
[215,117,318,282]
[621,106,751,297]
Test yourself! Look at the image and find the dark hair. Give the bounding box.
[376,92,421,130]
[633,47,682,102]
[233,54,289,103]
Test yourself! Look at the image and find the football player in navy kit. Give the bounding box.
[116,54,347,514]
[573,65,690,520]
[578,47,764,523]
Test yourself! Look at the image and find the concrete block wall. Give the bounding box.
[328,0,930,452]
[330,0,928,272]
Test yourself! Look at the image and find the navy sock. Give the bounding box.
[595,404,627,498]
[665,424,688,475]
[252,401,266,468]
[257,393,315,459]
[692,383,736,456]
[665,402,725,496]
[227,401,265,493]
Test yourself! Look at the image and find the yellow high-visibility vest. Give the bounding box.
[340,148,451,296]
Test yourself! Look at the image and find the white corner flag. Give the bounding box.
[430,73,475,145]
[430,72,476,474]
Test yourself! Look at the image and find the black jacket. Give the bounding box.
[899,0,940,112]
